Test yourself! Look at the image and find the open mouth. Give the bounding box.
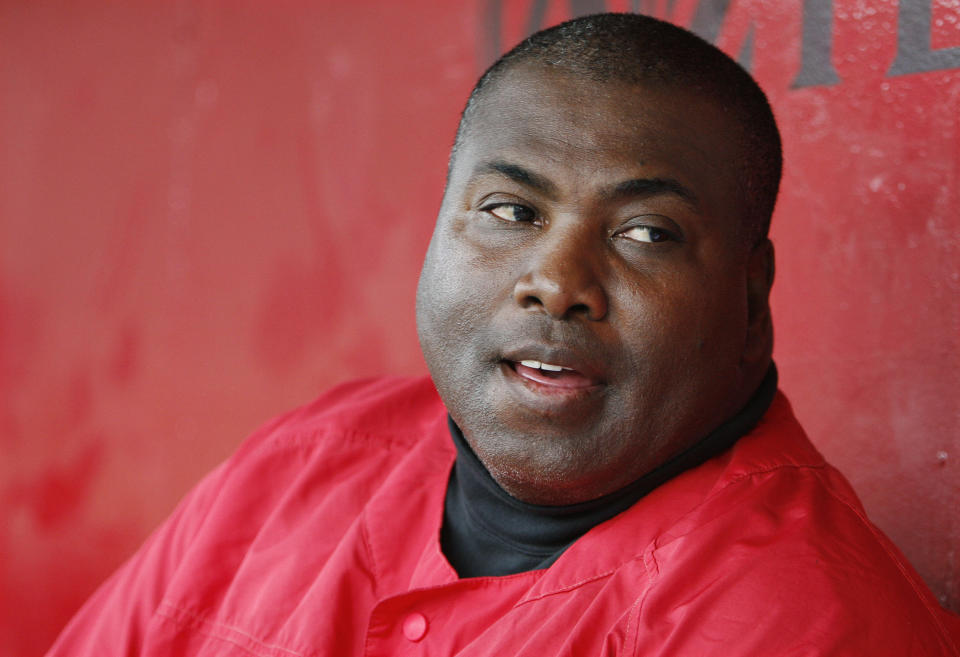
[508,359,599,389]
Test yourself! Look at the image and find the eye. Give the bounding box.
[618,225,675,244]
[482,203,537,223]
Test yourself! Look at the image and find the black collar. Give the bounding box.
[441,365,779,578]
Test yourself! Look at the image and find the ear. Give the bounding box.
[743,238,775,365]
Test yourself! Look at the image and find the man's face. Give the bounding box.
[417,64,772,505]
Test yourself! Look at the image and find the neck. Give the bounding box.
[441,364,779,578]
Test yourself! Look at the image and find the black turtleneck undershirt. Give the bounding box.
[441,364,778,578]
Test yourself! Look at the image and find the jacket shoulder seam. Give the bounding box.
[652,461,828,550]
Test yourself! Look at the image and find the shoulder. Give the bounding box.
[640,392,960,654]
[231,374,445,456]
[180,375,449,537]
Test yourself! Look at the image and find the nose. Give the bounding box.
[512,225,608,321]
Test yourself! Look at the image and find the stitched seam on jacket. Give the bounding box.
[623,590,647,657]
[515,466,823,603]
[651,462,828,550]
[515,568,620,607]
[359,511,381,599]
[156,602,311,657]
[625,548,659,657]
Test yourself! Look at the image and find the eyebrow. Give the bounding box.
[473,160,558,197]
[472,160,699,209]
[604,177,700,208]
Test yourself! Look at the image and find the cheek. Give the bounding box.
[677,286,751,390]
[613,270,747,364]
[416,227,510,353]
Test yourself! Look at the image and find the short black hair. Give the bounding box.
[451,13,782,246]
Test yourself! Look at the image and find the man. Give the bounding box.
[49,13,959,656]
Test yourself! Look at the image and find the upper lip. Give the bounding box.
[501,343,606,383]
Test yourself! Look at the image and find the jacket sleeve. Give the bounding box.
[44,460,230,657]
[43,379,411,656]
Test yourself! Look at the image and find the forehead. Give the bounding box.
[453,64,746,219]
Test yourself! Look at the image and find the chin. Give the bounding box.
[464,419,631,504]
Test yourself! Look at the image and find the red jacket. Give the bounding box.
[48,376,960,656]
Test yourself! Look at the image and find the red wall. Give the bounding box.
[1,1,957,653]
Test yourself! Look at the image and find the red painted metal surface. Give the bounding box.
[0,1,957,654]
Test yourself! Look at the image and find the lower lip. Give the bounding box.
[501,361,603,401]
[512,361,597,389]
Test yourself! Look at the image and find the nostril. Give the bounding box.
[569,302,592,318]
[519,294,544,310]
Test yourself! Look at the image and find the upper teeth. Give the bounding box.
[520,359,568,372]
